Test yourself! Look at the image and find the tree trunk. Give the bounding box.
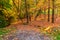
[25,0,29,24]
[48,0,50,22]
[52,0,55,23]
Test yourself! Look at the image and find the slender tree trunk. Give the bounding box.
[43,0,46,21]
[18,0,20,14]
[52,0,55,23]
[18,0,20,19]
[34,8,41,21]
[25,0,29,24]
[28,4,31,22]
[48,0,50,22]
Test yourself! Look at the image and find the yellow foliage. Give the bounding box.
[44,26,52,31]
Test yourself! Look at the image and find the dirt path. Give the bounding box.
[2,19,60,40]
[3,30,52,40]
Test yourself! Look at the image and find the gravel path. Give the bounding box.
[2,30,52,40]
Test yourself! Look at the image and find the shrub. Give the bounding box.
[0,17,9,28]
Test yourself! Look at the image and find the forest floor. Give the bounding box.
[1,15,60,40]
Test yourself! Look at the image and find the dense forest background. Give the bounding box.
[0,0,60,28]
